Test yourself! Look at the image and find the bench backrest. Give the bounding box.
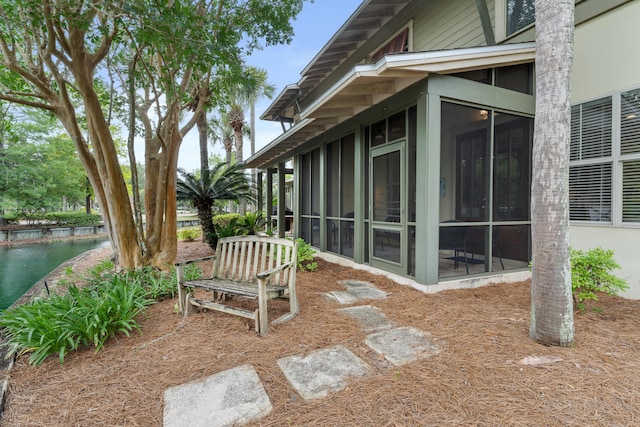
[211,236,297,286]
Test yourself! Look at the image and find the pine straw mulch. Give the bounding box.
[2,241,640,426]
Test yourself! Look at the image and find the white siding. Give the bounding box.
[572,1,640,102]
[570,1,640,299]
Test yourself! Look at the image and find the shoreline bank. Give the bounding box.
[0,233,107,248]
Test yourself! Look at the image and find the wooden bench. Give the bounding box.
[175,236,298,335]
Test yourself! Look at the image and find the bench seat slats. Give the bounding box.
[182,279,286,299]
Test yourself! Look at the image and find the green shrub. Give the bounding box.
[0,261,202,366]
[44,211,103,226]
[571,247,628,312]
[0,272,153,366]
[85,258,116,285]
[139,268,177,300]
[183,264,204,281]
[238,211,266,235]
[214,217,242,238]
[178,227,201,242]
[17,211,47,224]
[212,213,241,228]
[295,238,318,272]
[1,213,18,224]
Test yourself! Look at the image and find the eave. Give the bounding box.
[246,42,535,169]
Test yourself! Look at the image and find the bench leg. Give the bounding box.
[183,292,198,318]
[257,279,269,336]
[254,309,260,334]
[177,282,187,314]
[288,285,299,316]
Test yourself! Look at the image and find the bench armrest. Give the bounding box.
[256,261,296,279]
[175,255,216,267]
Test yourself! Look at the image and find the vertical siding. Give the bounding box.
[412,0,494,51]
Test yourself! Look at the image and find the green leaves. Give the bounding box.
[295,238,317,272]
[0,109,88,213]
[0,266,190,366]
[570,247,629,312]
[177,162,255,248]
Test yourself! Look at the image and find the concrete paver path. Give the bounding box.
[277,345,371,400]
[163,365,272,427]
[163,280,442,425]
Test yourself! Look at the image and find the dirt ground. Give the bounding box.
[2,240,640,426]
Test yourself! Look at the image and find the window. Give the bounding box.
[300,149,321,246]
[325,134,355,257]
[453,64,534,95]
[440,102,533,279]
[569,97,612,222]
[621,89,640,222]
[507,0,535,36]
[370,27,410,63]
[494,116,532,221]
[569,88,640,224]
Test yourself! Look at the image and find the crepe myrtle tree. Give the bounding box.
[0,0,305,269]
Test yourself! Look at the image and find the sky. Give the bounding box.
[176,0,363,172]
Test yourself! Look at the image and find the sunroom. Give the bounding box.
[246,43,535,286]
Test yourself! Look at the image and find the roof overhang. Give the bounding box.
[260,84,300,122]
[246,42,535,169]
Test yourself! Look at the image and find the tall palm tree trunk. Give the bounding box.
[530,0,575,346]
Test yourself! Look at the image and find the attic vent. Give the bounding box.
[371,27,409,63]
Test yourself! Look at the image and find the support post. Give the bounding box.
[277,162,286,238]
[266,169,274,232]
[257,171,263,213]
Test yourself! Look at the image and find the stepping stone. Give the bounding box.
[339,305,393,331]
[278,345,371,400]
[365,327,441,366]
[340,280,388,300]
[326,290,362,304]
[163,365,272,427]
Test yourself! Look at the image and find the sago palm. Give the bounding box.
[176,163,254,249]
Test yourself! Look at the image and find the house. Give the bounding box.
[245,0,640,298]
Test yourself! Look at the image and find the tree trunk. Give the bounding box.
[233,124,246,215]
[234,126,243,163]
[530,0,575,346]
[197,111,209,173]
[65,69,144,269]
[143,108,181,269]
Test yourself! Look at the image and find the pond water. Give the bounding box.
[0,239,110,310]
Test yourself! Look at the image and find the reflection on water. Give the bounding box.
[0,239,110,310]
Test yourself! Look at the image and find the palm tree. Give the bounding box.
[529,0,575,346]
[226,66,275,214]
[227,66,275,164]
[210,112,236,166]
[177,162,254,249]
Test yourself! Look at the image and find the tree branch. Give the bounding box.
[0,93,55,112]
